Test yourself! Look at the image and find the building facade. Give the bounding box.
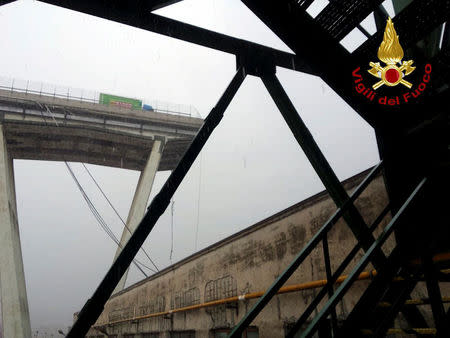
[86,168,396,337]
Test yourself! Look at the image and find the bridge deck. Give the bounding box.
[0,89,203,171]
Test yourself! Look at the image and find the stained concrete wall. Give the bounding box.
[87,168,393,337]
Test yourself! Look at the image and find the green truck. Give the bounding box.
[99,93,142,110]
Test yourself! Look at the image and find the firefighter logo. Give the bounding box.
[368,18,415,90]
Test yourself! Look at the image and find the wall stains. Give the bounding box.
[310,207,333,234]
[259,242,275,262]
[188,262,205,286]
[288,223,307,254]
[95,175,394,338]
[138,295,165,316]
[170,287,200,310]
[207,304,230,329]
[275,232,287,260]
[108,305,135,322]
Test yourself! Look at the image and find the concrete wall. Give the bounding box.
[88,169,393,338]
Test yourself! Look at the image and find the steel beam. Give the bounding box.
[261,73,385,267]
[322,234,338,336]
[66,67,246,337]
[0,0,16,6]
[286,203,391,338]
[424,254,450,337]
[355,0,449,61]
[241,0,376,127]
[229,162,385,338]
[37,0,316,76]
[144,0,184,12]
[242,0,449,129]
[300,178,427,338]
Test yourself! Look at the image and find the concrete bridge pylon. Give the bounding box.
[112,138,164,294]
[0,86,203,337]
[0,124,32,338]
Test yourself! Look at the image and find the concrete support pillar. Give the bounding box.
[0,124,32,338]
[112,139,164,294]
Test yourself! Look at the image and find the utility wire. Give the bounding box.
[170,200,174,263]
[81,163,159,272]
[65,162,155,275]
[194,153,202,251]
[38,103,157,275]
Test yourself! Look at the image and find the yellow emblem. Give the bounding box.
[368,18,415,90]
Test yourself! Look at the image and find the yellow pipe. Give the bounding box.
[97,270,378,327]
[96,253,450,328]
[409,252,450,266]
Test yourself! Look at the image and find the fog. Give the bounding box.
[0,0,391,332]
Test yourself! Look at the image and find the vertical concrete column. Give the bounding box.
[0,124,32,338]
[112,139,164,294]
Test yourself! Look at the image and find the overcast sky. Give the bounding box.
[0,0,396,331]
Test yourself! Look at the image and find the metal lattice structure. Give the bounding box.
[2,0,449,337]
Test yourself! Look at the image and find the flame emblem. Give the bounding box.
[368,18,415,89]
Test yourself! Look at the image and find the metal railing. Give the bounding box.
[229,160,429,338]
[0,76,201,118]
[228,161,384,336]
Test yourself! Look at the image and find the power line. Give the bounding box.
[194,153,202,251]
[65,162,156,275]
[37,103,154,275]
[40,103,159,274]
[170,200,174,263]
[81,163,159,272]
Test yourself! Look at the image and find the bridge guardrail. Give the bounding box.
[0,76,201,118]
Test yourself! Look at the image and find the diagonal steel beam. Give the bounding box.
[315,0,384,41]
[424,254,450,337]
[227,71,388,337]
[287,202,391,338]
[144,0,184,12]
[37,0,317,75]
[242,0,449,129]
[66,66,247,337]
[261,73,386,267]
[355,0,449,61]
[241,0,377,127]
[300,177,427,338]
[0,0,16,6]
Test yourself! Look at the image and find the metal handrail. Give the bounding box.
[286,202,391,337]
[229,161,385,337]
[299,177,427,338]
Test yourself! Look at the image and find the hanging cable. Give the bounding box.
[170,200,174,263]
[38,103,156,275]
[194,153,202,251]
[81,163,159,272]
[65,162,156,275]
[35,101,156,277]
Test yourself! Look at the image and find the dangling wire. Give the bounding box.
[41,104,159,275]
[65,162,155,275]
[170,200,175,263]
[194,153,202,251]
[81,163,159,272]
